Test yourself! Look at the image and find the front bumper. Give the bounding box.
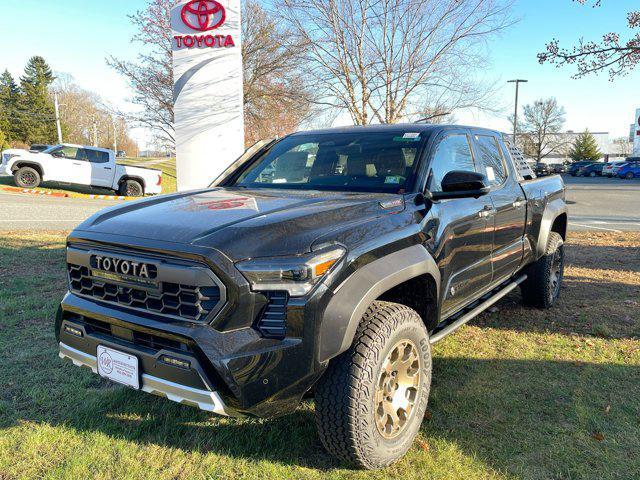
[59,342,236,416]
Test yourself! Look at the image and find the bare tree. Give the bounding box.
[108,0,313,146]
[538,1,640,79]
[277,0,513,125]
[516,98,567,162]
[107,0,176,143]
[612,136,632,158]
[53,74,139,154]
[242,1,314,144]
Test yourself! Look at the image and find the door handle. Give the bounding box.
[72,162,82,166]
[104,167,112,170]
[513,197,525,208]
[479,205,495,218]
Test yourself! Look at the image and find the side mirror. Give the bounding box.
[432,170,490,200]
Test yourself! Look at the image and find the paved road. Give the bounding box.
[0,191,115,231]
[0,175,638,232]
[563,175,640,232]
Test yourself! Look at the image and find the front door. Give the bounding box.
[50,146,91,184]
[424,130,494,318]
[472,133,527,281]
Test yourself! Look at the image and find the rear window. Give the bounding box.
[86,150,110,164]
[231,132,425,193]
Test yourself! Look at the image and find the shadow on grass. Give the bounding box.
[3,355,639,477]
[565,244,640,273]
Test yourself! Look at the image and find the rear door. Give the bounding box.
[87,149,114,187]
[424,129,494,317]
[472,132,527,282]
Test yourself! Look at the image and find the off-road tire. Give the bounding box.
[315,301,432,469]
[14,166,41,188]
[119,179,143,197]
[520,232,564,309]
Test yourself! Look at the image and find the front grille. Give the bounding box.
[74,314,191,353]
[68,264,221,322]
[256,292,288,339]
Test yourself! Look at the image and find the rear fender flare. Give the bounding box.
[536,198,567,258]
[318,244,440,363]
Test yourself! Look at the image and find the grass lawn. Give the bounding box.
[0,232,638,479]
[0,157,177,197]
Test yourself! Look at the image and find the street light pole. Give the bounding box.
[507,79,528,143]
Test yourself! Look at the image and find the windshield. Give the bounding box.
[230,132,426,193]
[44,145,62,153]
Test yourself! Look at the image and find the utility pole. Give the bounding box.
[113,118,118,153]
[93,120,98,147]
[53,92,63,144]
[507,79,528,143]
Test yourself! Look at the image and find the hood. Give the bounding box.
[75,187,404,261]
[3,150,46,161]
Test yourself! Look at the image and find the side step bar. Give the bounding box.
[430,274,527,344]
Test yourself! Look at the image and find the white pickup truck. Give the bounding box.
[1,144,162,196]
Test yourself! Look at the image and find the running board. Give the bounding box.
[430,275,527,344]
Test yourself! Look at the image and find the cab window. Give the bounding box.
[427,134,476,193]
[474,135,508,186]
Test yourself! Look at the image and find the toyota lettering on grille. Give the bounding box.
[90,255,158,284]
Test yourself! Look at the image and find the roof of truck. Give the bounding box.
[290,123,505,137]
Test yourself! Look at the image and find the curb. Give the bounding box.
[1,185,131,201]
[2,186,68,197]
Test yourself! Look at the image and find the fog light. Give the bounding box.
[64,325,83,337]
[160,355,190,369]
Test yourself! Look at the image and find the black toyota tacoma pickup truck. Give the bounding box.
[56,125,567,469]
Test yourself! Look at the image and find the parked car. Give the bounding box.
[56,124,568,469]
[549,163,566,174]
[1,144,162,196]
[116,150,127,158]
[29,144,53,152]
[603,161,627,177]
[578,163,604,177]
[617,160,640,179]
[567,161,595,176]
[535,163,551,176]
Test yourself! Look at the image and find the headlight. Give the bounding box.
[2,153,18,164]
[236,246,346,296]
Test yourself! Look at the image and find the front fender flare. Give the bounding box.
[536,198,567,258]
[317,244,440,363]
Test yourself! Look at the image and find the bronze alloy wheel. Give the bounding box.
[374,339,421,439]
[549,244,564,300]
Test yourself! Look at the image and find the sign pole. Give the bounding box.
[634,108,640,156]
[171,0,245,191]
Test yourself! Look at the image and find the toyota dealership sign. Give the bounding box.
[171,0,244,191]
[174,0,236,49]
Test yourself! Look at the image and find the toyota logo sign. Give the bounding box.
[181,0,226,31]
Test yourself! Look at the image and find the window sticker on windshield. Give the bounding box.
[385,176,402,184]
[394,132,421,142]
[485,167,496,182]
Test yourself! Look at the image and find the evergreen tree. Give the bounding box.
[0,69,19,142]
[569,130,602,162]
[0,126,7,150]
[17,56,57,144]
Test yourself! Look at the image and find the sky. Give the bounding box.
[0,0,638,147]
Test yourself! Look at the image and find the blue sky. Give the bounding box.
[0,0,638,144]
